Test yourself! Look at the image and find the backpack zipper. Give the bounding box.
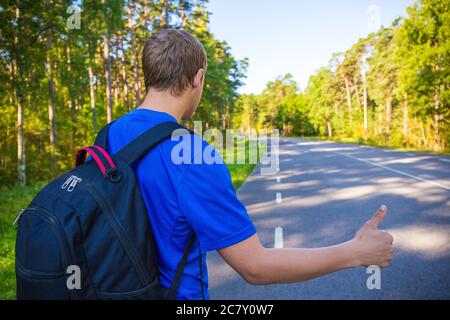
[12,208,25,228]
[80,184,152,286]
[16,206,71,273]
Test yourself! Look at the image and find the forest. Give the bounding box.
[0,0,247,187]
[0,0,449,188]
[234,0,449,153]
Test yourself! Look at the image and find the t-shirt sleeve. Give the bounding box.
[176,148,256,252]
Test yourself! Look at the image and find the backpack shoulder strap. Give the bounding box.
[95,119,198,298]
[116,121,189,166]
[94,120,116,149]
[93,120,189,166]
[167,232,196,299]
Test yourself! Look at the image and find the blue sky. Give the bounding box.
[206,0,414,94]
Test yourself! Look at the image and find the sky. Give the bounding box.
[206,0,415,94]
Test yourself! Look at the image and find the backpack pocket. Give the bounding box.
[15,206,72,299]
[95,278,165,300]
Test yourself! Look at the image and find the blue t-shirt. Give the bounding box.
[105,108,256,299]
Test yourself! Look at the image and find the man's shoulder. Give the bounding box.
[108,114,224,168]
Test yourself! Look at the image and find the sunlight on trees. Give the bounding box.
[234,0,449,153]
[0,0,448,187]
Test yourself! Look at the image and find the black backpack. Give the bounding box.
[14,121,199,300]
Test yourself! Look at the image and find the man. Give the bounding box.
[106,29,394,300]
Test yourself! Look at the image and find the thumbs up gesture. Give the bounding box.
[352,205,394,268]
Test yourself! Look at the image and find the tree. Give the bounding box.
[367,27,399,144]
[0,0,248,187]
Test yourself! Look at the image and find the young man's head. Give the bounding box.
[142,29,207,120]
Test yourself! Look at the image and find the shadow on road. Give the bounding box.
[207,139,450,299]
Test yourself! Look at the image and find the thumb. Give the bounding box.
[366,204,388,229]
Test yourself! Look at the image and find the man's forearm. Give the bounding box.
[249,240,360,285]
[220,207,392,285]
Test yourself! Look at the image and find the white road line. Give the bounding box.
[406,153,415,157]
[276,177,281,183]
[276,192,282,203]
[440,158,450,163]
[335,152,450,191]
[274,227,284,248]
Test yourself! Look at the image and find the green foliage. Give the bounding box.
[232,0,449,151]
[304,0,448,150]
[0,0,246,187]
[234,74,314,136]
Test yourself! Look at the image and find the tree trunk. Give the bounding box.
[66,44,75,113]
[385,97,392,142]
[17,91,26,187]
[13,6,26,186]
[344,77,352,128]
[46,30,57,167]
[13,58,26,186]
[420,119,428,149]
[325,115,332,138]
[128,4,141,106]
[103,36,113,122]
[378,104,383,136]
[88,42,97,133]
[403,93,409,146]
[363,81,368,142]
[113,36,120,102]
[120,35,130,111]
[133,43,141,106]
[433,88,440,150]
[103,1,113,123]
[353,80,362,109]
[66,43,76,152]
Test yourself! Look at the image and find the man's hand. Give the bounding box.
[219,204,395,285]
[351,204,394,268]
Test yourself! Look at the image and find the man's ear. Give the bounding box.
[192,68,205,89]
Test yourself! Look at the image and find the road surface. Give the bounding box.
[207,138,450,299]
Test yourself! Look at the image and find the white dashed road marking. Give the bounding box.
[276,192,282,203]
[335,152,450,191]
[274,227,283,248]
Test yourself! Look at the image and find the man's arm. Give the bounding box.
[218,205,394,285]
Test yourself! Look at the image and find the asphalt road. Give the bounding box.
[207,138,450,299]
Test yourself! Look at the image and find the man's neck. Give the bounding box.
[138,89,188,122]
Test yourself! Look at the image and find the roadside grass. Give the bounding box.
[0,182,46,300]
[292,135,450,156]
[222,139,266,190]
[0,139,265,299]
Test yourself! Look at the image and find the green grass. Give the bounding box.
[0,182,46,300]
[0,140,265,299]
[223,139,266,190]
